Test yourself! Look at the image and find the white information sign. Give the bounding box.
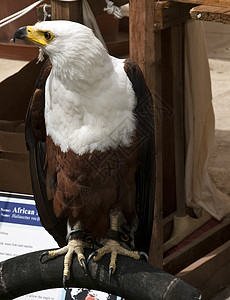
[0,192,122,300]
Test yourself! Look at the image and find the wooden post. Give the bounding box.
[171,24,186,217]
[51,0,83,22]
[129,0,163,268]
[161,27,177,217]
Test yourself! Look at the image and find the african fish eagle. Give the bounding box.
[14,20,155,284]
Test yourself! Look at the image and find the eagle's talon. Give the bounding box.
[87,251,98,264]
[63,275,68,290]
[139,251,148,262]
[40,251,50,264]
[109,266,114,283]
[80,257,87,274]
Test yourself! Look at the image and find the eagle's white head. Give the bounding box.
[14,20,110,81]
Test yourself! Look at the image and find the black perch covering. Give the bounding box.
[0,249,203,300]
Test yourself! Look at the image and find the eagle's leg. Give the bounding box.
[92,211,141,278]
[40,221,90,285]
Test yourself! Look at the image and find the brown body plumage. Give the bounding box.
[46,134,138,240]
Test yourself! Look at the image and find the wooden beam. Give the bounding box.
[154,1,194,31]
[129,0,163,268]
[163,220,230,274]
[190,5,230,23]
[172,0,230,8]
[51,0,83,22]
[129,0,156,83]
[161,28,177,218]
[0,43,38,61]
[177,240,230,299]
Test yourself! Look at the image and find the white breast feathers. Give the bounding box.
[45,57,136,154]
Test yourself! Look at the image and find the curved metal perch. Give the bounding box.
[0,249,203,300]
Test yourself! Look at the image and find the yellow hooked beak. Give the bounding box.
[13,26,53,46]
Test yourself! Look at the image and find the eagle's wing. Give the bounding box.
[124,58,155,254]
[25,59,67,247]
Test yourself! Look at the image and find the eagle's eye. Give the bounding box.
[44,31,52,40]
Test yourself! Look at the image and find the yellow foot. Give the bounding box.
[40,239,88,285]
[89,239,142,279]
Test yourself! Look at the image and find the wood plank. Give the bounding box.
[0,131,27,154]
[129,0,163,268]
[0,158,32,194]
[0,43,38,61]
[172,0,230,8]
[154,1,194,31]
[190,5,230,23]
[163,220,230,274]
[177,240,230,299]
